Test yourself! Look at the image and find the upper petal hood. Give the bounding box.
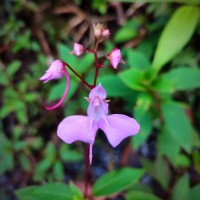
[98,114,140,147]
[89,83,107,99]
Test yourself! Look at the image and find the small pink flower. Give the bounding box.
[39,60,64,83]
[70,43,83,56]
[108,48,125,69]
[40,60,70,110]
[57,84,140,164]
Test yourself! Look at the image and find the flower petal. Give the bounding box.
[57,115,98,144]
[89,83,106,99]
[98,114,140,147]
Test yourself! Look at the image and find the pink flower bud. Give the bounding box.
[70,43,83,56]
[93,23,103,39]
[39,60,64,83]
[102,29,110,38]
[108,48,125,69]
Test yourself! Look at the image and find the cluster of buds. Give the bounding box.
[93,23,110,42]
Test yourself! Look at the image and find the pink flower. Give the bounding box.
[39,60,64,83]
[70,43,83,56]
[39,60,70,110]
[57,84,140,164]
[108,48,125,69]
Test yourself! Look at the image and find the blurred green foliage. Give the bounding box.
[0,0,200,199]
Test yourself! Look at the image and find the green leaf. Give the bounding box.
[152,6,200,72]
[175,154,191,168]
[126,191,161,200]
[7,61,21,76]
[151,76,175,93]
[162,101,193,153]
[190,184,200,200]
[127,50,151,71]
[15,183,83,200]
[157,67,200,91]
[118,68,146,91]
[97,74,133,97]
[141,157,170,189]
[114,20,138,43]
[59,144,82,162]
[157,128,180,165]
[109,0,200,3]
[53,161,64,180]
[48,78,78,101]
[172,174,189,200]
[92,168,145,197]
[132,93,153,148]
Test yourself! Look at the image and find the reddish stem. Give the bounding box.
[62,61,93,89]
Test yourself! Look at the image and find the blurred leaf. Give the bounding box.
[132,93,153,148]
[92,168,145,196]
[132,113,153,149]
[53,161,64,180]
[25,93,39,102]
[59,144,82,162]
[193,150,200,173]
[156,67,200,91]
[45,142,56,163]
[126,191,161,200]
[172,174,189,200]
[152,6,200,72]
[114,20,138,43]
[0,134,14,174]
[151,76,174,93]
[16,183,83,200]
[157,128,180,165]
[175,154,190,168]
[78,54,94,74]
[110,0,200,3]
[134,93,152,120]
[190,184,200,200]
[127,50,151,71]
[162,101,193,153]
[19,154,31,171]
[58,44,78,75]
[118,68,146,91]
[7,61,21,76]
[34,159,52,181]
[97,74,133,97]
[142,157,170,189]
[48,78,78,101]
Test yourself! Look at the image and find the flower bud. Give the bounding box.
[39,60,64,83]
[70,43,83,56]
[108,48,125,69]
[93,23,103,39]
[102,29,110,38]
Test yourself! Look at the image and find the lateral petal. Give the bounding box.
[98,114,140,147]
[57,115,98,144]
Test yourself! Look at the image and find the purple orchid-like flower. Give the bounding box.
[57,84,140,164]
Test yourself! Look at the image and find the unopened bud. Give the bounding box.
[107,48,125,69]
[70,43,83,56]
[102,29,110,38]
